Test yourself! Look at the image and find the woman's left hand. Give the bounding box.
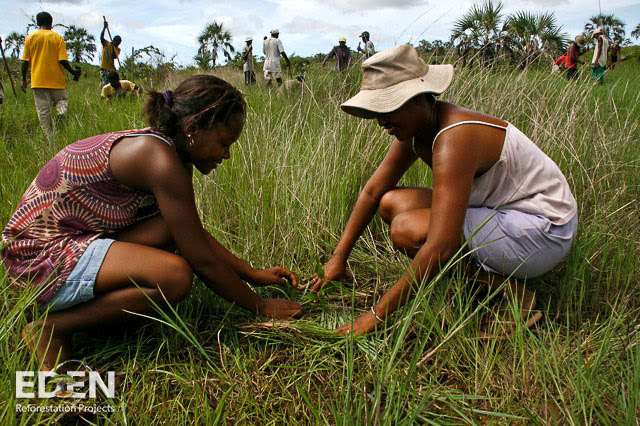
[250,267,297,288]
[335,311,380,335]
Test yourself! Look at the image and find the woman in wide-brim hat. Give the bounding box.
[305,45,578,335]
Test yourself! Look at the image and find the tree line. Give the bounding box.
[2,5,639,70]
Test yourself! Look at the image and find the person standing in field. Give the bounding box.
[21,11,81,138]
[263,29,290,87]
[242,37,256,85]
[322,37,351,72]
[100,71,142,99]
[304,45,577,336]
[99,20,121,87]
[357,31,376,59]
[566,35,585,80]
[3,74,302,370]
[609,41,621,70]
[591,29,609,84]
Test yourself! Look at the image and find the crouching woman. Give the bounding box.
[306,45,578,335]
[2,74,302,369]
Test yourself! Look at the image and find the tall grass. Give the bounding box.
[1,54,639,423]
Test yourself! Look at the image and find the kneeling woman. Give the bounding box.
[308,45,577,334]
[2,75,302,368]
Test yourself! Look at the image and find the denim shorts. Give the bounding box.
[42,238,115,312]
[464,208,578,279]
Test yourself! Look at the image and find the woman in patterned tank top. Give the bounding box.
[4,75,302,369]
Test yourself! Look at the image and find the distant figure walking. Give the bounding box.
[566,35,585,80]
[357,31,376,59]
[322,37,351,72]
[21,11,81,137]
[263,29,290,87]
[99,20,121,87]
[591,29,609,84]
[242,37,256,85]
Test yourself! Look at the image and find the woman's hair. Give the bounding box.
[143,74,246,139]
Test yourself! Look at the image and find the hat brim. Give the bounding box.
[341,64,454,119]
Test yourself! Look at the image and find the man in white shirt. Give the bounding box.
[263,29,290,87]
[591,28,609,84]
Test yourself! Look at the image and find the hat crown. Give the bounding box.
[361,45,428,90]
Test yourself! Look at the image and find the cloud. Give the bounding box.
[321,0,429,12]
[23,0,88,3]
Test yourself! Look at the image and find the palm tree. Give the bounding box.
[632,23,640,40]
[3,31,26,58]
[63,25,97,63]
[197,21,235,68]
[506,11,566,68]
[451,0,505,67]
[584,14,626,42]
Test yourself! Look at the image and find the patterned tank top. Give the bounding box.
[1,128,175,304]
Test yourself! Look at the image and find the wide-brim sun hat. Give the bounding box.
[592,28,603,36]
[246,37,253,42]
[341,44,454,119]
[271,29,279,34]
[575,35,585,47]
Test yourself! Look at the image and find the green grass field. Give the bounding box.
[1,54,639,424]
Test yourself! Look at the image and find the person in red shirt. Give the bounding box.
[566,35,585,80]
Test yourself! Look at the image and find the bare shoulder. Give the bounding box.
[433,102,507,173]
[438,102,507,129]
[109,134,189,190]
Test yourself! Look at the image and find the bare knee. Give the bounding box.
[379,190,398,223]
[390,213,426,254]
[157,256,193,303]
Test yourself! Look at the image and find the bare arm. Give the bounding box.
[110,137,300,317]
[100,23,107,46]
[281,51,290,67]
[309,139,417,291]
[21,60,29,90]
[337,129,480,333]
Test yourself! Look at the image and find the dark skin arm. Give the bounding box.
[109,136,301,318]
[307,138,418,292]
[100,22,108,46]
[281,51,291,68]
[21,61,29,91]
[336,126,482,334]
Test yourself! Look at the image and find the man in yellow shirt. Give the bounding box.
[100,71,141,99]
[21,11,81,137]
[100,21,121,86]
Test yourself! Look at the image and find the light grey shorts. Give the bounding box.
[42,238,115,312]
[463,208,577,279]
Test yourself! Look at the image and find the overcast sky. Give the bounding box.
[2,0,639,66]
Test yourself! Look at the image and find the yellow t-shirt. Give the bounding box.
[101,42,121,71]
[22,30,68,89]
[101,80,136,98]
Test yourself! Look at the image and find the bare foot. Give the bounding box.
[22,322,71,371]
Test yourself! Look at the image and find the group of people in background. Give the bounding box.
[556,29,619,83]
[17,12,141,137]
[241,30,376,87]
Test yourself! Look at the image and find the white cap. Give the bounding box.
[246,37,253,42]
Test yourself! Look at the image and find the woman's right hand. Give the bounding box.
[304,256,347,294]
[258,298,303,319]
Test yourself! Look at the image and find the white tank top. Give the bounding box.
[414,120,577,225]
